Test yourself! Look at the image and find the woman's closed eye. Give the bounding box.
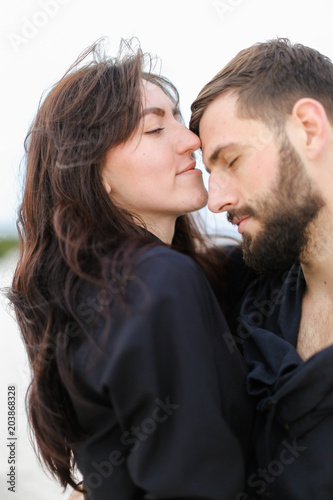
[145,127,165,135]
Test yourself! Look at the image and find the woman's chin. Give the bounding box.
[194,188,209,210]
[181,190,208,214]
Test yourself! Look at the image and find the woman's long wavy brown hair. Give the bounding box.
[7,39,227,492]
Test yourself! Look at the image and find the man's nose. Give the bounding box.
[207,172,238,213]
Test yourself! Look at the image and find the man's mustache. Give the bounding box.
[227,206,256,225]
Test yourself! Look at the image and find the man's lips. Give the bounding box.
[237,217,251,234]
[177,161,202,175]
[230,215,251,234]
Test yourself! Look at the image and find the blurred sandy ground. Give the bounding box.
[0,251,75,500]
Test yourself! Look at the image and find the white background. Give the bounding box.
[1,0,333,498]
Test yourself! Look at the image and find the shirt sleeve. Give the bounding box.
[77,247,252,499]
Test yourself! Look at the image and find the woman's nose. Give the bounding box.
[177,125,201,154]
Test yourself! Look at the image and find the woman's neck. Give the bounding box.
[141,215,176,245]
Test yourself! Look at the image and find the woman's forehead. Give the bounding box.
[141,80,174,111]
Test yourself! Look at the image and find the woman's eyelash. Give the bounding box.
[146,127,165,135]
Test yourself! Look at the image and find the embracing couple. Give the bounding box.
[10,38,333,499]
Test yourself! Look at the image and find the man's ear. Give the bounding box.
[291,98,328,159]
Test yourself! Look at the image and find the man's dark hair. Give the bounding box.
[190,38,333,135]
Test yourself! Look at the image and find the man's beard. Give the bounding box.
[227,133,325,274]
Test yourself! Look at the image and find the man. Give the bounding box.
[190,38,333,499]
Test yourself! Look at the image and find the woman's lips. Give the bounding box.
[180,168,202,175]
[177,161,202,175]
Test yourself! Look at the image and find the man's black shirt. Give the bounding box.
[224,245,333,499]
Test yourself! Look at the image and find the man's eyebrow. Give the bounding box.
[204,142,239,173]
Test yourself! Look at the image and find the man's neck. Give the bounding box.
[301,257,333,299]
[297,230,333,360]
[300,210,333,298]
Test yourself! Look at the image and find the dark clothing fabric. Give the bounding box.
[70,245,256,500]
[224,245,333,499]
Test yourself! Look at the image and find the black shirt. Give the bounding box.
[225,246,333,499]
[70,245,256,499]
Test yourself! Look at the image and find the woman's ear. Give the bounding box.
[291,98,328,159]
[102,175,112,194]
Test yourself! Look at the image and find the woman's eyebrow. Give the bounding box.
[141,105,180,118]
[141,107,165,118]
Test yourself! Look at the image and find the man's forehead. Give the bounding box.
[199,92,268,165]
[199,99,235,165]
[200,92,238,131]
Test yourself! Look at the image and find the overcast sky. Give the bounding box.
[2,0,333,238]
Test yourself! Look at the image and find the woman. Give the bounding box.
[9,40,255,499]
